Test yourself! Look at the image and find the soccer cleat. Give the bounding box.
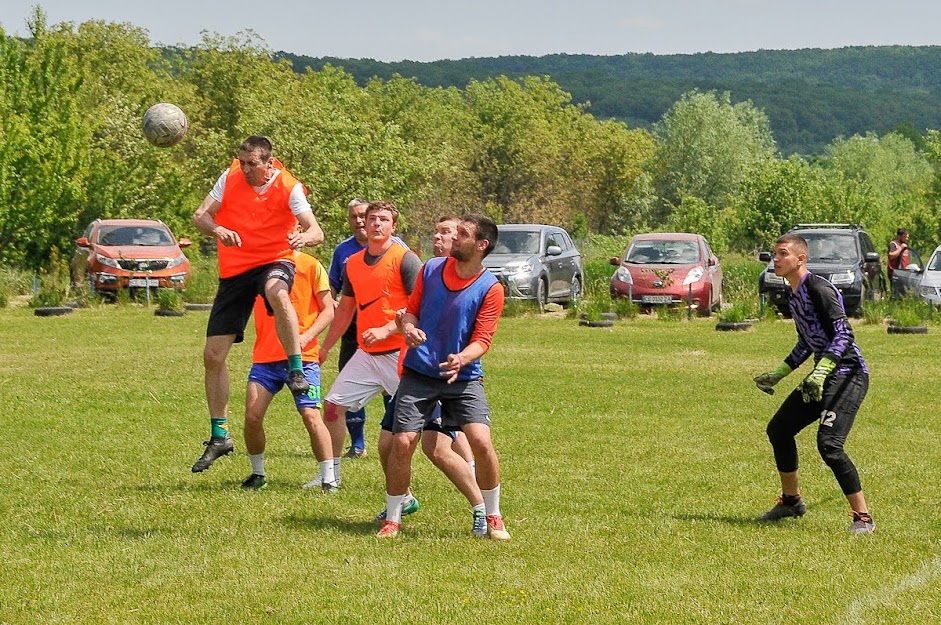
[302,474,323,489]
[471,510,487,537]
[376,520,401,538]
[374,496,421,524]
[756,496,807,521]
[486,515,511,541]
[321,481,340,495]
[848,511,876,535]
[287,370,310,397]
[240,474,267,490]
[191,436,234,473]
[343,446,367,459]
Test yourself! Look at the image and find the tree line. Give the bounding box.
[2,9,941,273]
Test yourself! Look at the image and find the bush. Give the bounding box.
[184,253,219,304]
[157,288,185,312]
[720,253,764,309]
[29,248,71,308]
[719,300,753,323]
[890,297,930,327]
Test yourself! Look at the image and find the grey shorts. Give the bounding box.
[392,369,491,434]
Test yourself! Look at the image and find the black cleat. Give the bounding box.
[191,436,234,473]
[287,370,310,397]
[240,473,268,490]
[757,496,807,521]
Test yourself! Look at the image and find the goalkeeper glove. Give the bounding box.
[799,356,837,403]
[753,362,793,395]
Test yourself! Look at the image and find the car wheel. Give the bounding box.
[567,275,582,308]
[536,277,548,312]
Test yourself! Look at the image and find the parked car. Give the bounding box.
[482,224,583,309]
[915,245,941,306]
[758,223,885,317]
[71,219,192,294]
[889,246,926,299]
[609,232,723,316]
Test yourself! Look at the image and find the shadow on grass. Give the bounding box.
[669,492,844,527]
[280,512,375,536]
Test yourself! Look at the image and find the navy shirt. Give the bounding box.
[784,272,868,375]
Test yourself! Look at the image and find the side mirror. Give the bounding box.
[906,264,922,273]
[864,252,880,263]
[76,237,90,248]
[610,256,621,266]
[707,257,717,267]
[178,238,192,249]
[546,245,562,256]
[758,251,772,262]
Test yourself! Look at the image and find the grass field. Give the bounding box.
[1,305,940,623]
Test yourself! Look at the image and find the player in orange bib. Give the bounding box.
[191,136,324,474]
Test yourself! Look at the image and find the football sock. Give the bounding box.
[782,493,802,505]
[320,460,336,486]
[386,493,407,524]
[249,453,265,476]
[482,484,502,518]
[287,354,303,372]
[333,458,341,484]
[210,417,229,439]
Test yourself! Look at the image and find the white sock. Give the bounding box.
[249,453,265,476]
[482,484,501,518]
[333,458,342,485]
[386,493,407,524]
[403,491,416,507]
[320,460,336,486]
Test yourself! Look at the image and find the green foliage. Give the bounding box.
[890,297,931,327]
[156,287,184,312]
[718,300,752,323]
[862,298,891,325]
[720,254,764,309]
[183,253,219,304]
[29,247,71,308]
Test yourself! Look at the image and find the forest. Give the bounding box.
[2,9,941,274]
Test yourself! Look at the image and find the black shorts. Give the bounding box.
[206,261,295,343]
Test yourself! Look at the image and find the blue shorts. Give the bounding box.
[248,361,322,409]
[380,393,457,439]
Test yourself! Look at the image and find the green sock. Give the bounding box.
[287,354,303,372]
[210,418,229,439]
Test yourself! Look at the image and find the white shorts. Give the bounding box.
[325,349,401,412]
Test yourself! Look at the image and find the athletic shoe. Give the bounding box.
[287,370,310,397]
[848,511,876,535]
[321,481,340,495]
[374,496,421,524]
[302,474,323,489]
[191,436,234,473]
[756,496,807,521]
[240,474,267,490]
[343,446,367,459]
[471,510,487,537]
[486,515,511,541]
[376,520,400,538]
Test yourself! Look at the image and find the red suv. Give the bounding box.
[72,219,192,293]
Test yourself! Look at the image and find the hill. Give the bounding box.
[278,46,941,155]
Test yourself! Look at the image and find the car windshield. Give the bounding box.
[626,240,700,264]
[98,226,173,246]
[802,233,856,261]
[493,231,540,255]
[928,252,941,272]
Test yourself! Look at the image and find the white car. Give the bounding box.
[919,245,941,306]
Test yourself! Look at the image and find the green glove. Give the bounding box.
[754,362,793,395]
[799,356,838,403]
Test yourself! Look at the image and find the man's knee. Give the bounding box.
[817,434,847,467]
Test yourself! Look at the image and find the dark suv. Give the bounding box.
[758,223,886,317]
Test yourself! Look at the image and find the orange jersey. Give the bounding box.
[345,245,410,353]
[216,158,305,278]
[252,252,330,363]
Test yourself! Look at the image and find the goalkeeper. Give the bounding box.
[752,233,875,534]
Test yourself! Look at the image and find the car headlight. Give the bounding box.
[829,271,855,285]
[615,266,633,284]
[504,261,533,275]
[682,266,704,286]
[921,285,938,297]
[763,272,785,286]
[166,253,188,269]
[96,253,120,268]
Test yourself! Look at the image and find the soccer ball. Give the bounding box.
[142,102,188,147]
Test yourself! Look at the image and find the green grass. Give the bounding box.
[1,307,940,623]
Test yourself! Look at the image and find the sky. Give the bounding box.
[1,0,939,62]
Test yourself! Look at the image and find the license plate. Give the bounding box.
[641,294,673,304]
[128,278,159,287]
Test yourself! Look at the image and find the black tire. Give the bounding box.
[887,325,928,334]
[579,319,614,328]
[34,307,73,317]
[536,277,548,312]
[715,321,753,331]
[155,309,186,317]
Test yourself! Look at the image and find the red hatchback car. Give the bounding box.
[610,232,723,315]
[72,219,192,293]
